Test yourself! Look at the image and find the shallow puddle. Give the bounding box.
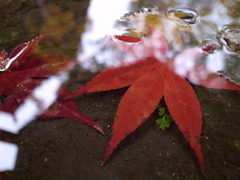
[0,0,240,179]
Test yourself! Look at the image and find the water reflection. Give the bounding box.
[205,51,225,72]
[199,39,220,53]
[77,0,137,70]
[0,47,27,71]
[78,0,240,83]
[0,74,66,171]
[1,0,240,175]
[218,24,240,54]
[0,141,18,171]
[166,7,199,26]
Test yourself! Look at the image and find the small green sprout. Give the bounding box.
[156,105,173,130]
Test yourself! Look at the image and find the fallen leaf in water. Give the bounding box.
[67,30,240,172]
[0,35,46,113]
[40,86,103,134]
[0,36,76,114]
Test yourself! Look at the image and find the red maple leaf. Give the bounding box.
[0,36,76,114]
[0,36,103,176]
[0,35,45,112]
[64,31,240,172]
[39,86,103,134]
[0,35,102,131]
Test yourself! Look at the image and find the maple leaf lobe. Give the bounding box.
[103,63,166,164]
[163,67,205,171]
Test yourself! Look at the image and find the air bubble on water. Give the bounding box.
[218,24,240,54]
[140,5,159,14]
[165,7,199,27]
[199,39,220,53]
[119,5,159,22]
[111,34,142,44]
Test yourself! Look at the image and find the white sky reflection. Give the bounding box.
[206,51,225,72]
[77,0,136,70]
[0,141,18,171]
[0,74,67,171]
[78,0,240,84]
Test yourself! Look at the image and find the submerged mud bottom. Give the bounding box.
[2,69,240,180]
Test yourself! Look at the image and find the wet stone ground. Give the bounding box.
[1,0,240,179]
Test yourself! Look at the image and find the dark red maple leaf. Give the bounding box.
[0,36,76,114]
[0,35,47,113]
[0,36,104,176]
[65,31,240,172]
[39,86,103,134]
